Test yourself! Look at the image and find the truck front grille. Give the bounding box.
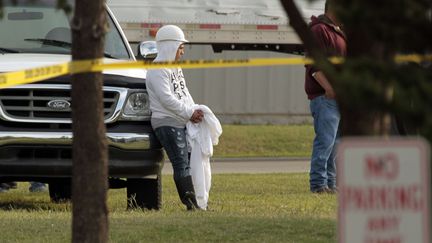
[0,84,128,123]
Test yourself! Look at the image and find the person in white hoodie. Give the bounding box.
[146,25,204,210]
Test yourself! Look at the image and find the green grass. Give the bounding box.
[0,174,336,242]
[214,124,314,158]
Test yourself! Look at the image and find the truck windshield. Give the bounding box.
[0,0,130,59]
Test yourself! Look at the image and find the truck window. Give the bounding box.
[0,1,130,59]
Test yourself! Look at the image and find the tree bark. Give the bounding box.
[71,0,108,242]
[279,0,327,63]
[335,0,393,136]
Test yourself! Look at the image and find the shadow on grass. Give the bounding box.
[0,200,69,211]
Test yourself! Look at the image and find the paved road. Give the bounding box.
[162,157,310,174]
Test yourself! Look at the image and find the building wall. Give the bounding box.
[182,44,312,124]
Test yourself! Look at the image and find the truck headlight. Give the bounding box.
[122,92,151,119]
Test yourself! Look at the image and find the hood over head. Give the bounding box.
[309,14,334,28]
[309,14,346,39]
[154,40,183,62]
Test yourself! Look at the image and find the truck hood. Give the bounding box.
[0,53,147,79]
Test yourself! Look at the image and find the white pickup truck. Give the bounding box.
[0,0,163,209]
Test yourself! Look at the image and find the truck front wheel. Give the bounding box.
[48,180,72,203]
[127,175,161,210]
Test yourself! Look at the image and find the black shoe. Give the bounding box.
[311,186,330,194]
[29,182,47,192]
[0,183,10,192]
[184,191,198,210]
[328,187,338,194]
[7,182,17,189]
[175,176,201,210]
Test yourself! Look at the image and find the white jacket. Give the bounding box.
[146,40,195,125]
[186,105,222,209]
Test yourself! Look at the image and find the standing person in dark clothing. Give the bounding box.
[305,0,346,193]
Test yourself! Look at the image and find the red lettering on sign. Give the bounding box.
[341,185,423,211]
[365,154,399,180]
[365,236,402,243]
[367,216,400,231]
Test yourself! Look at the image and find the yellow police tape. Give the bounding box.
[0,54,431,89]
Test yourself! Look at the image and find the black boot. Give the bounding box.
[174,176,200,210]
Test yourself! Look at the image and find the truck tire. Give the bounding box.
[49,181,71,203]
[127,175,161,210]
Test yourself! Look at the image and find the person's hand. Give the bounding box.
[190,109,204,123]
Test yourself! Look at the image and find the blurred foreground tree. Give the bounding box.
[71,0,108,242]
[0,0,109,240]
[335,0,432,138]
[280,0,432,138]
[281,0,432,226]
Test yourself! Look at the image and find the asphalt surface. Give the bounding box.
[162,157,310,174]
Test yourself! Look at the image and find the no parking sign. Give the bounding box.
[337,137,430,243]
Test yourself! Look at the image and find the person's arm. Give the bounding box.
[312,71,336,99]
[309,24,336,99]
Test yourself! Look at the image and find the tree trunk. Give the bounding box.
[340,5,394,136]
[71,0,108,242]
[279,0,329,66]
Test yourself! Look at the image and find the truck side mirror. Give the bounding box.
[137,41,157,60]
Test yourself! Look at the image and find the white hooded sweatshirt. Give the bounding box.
[146,40,195,128]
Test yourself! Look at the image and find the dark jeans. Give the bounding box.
[154,126,190,180]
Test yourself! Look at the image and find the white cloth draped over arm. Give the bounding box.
[186,104,222,209]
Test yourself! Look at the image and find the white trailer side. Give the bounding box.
[108,0,324,52]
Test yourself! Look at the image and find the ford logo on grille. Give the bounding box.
[47,100,71,110]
